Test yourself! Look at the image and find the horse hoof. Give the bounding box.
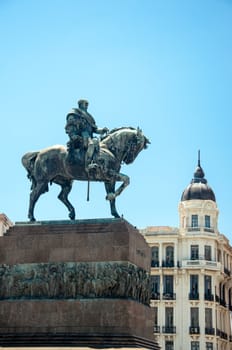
[69,212,75,220]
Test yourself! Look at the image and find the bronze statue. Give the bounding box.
[22,100,150,221]
[65,99,108,172]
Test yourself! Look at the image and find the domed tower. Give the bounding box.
[178,151,219,235]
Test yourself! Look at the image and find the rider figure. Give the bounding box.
[65,99,108,172]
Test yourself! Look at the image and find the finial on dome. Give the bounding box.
[198,149,200,167]
[193,150,205,181]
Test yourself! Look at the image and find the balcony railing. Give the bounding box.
[182,259,221,270]
[204,228,215,233]
[153,325,160,333]
[162,260,174,268]
[220,331,228,340]
[224,267,230,276]
[205,327,215,335]
[187,227,200,232]
[189,292,199,300]
[187,226,215,233]
[217,329,228,339]
[162,326,176,334]
[189,326,200,334]
[162,292,176,300]
[204,293,214,301]
[220,299,227,308]
[151,260,159,267]
[151,292,160,300]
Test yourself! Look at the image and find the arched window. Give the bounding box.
[151,246,159,267]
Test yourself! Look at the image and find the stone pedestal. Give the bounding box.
[0,218,159,349]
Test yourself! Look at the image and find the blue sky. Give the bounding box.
[0,0,232,237]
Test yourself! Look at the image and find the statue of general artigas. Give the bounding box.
[22,99,150,221]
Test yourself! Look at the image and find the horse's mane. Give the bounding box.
[101,126,136,141]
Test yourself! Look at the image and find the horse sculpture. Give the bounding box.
[22,127,150,221]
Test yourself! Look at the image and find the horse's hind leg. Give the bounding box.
[28,181,49,221]
[104,182,120,218]
[57,180,75,220]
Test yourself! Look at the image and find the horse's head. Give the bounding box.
[122,127,150,164]
[100,127,150,165]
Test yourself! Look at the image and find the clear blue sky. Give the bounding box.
[1,0,232,237]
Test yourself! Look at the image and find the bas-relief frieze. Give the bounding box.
[0,261,150,305]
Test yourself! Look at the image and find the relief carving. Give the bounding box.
[0,262,150,305]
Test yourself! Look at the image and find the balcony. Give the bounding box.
[151,292,160,300]
[220,299,227,308]
[153,325,160,333]
[187,227,200,232]
[205,327,215,335]
[162,292,176,300]
[187,227,215,234]
[204,293,214,301]
[181,259,221,271]
[162,326,176,334]
[189,292,199,300]
[204,228,215,233]
[224,267,230,276]
[162,260,174,268]
[189,326,200,334]
[217,329,228,339]
[220,331,228,340]
[151,260,159,268]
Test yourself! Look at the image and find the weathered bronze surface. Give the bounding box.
[22,126,149,221]
[0,261,150,304]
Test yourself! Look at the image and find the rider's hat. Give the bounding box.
[78,99,89,107]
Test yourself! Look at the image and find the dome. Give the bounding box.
[181,153,216,202]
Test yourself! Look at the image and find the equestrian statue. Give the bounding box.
[22,99,150,221]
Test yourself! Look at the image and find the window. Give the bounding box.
[205,215,211,228]
[205,308,213,331]
[191,215,198,227]
[190,275,199,299]
[191,245,199,260]
[191,341,199,350]
[151,246,159,267]
[163,275,173,294]
[165,246,174,267]
[154,307,158,326]
[206,342,213,350]
[165,340,174,350]
[151,275,160,299]
[205,275,212,298]
[165,307,174,327]
[205,245,212,261]
[190,308,199,327]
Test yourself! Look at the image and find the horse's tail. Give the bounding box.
[22,151,39,184]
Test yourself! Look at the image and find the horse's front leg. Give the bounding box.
[104,182,120,218]
[105,172,130,200]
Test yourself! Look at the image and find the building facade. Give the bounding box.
[141,158,232,350]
